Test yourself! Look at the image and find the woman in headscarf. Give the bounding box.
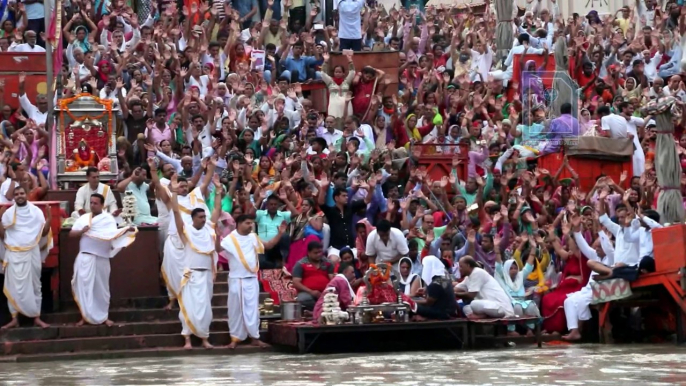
[495,238,540,336]
[371,112,394,149]
[540,228,590,334]
[398,257,421,297]
[238,128,261,158]
[252,155,275,180]
[96,60,114,90]
[72,25,92,54]
[619,77,642,100]
[355,219,375,274]
[284,198,323,274]
[520,56,548,107]
[228,41,250,73]
[414,255,456,320]
[312,262,357,323]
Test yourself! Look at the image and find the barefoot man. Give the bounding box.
[455,256,515,320]
[0,186,53,329]
[70,193,137,327]
[149,157,214,311]
[170,174,222,350]
[220,214,270,349]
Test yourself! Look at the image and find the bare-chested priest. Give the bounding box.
[70,193,137,326]
[0,186,53,329]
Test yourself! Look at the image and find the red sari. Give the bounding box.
[352,79,375,117]
[541,253,590,333]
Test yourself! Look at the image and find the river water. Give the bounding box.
[1,344,686,385]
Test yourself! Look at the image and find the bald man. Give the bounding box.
[454,256,514,320]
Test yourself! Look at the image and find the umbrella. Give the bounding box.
[494,0,514,60]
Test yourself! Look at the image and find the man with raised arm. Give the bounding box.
[148,157,214,310]
[0,186,53,330]
[70,193,137,326]
[170,174,222,350]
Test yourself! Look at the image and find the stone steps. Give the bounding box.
[0,319,233,343]
[40,306,282,325]
[59,292,274,311]
[0,345,269,363]
[0,330,270,356]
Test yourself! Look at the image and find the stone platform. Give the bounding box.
[0,271,277,362]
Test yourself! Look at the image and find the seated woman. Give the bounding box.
[398,257,422,298]
[313,263,357,324]
[414,256,458,321]
[336,247,364,291]
[495,236,541,337]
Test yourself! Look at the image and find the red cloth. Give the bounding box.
[352,79,375,116]
[286,235,320,273]
[541,254,590,333]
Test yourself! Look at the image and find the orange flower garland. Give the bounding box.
[57,93,114,153]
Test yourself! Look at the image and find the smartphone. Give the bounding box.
[313,24,323,30]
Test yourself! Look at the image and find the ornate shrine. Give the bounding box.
[55,93,119,188]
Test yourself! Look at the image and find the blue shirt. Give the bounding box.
[255,209,291,242]
[282,55,318,82]
[543,114,580,154]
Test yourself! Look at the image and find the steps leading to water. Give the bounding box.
[0,271,277,361]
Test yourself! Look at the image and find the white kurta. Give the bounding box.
[161,188,209,301]
[2,203,52,318]
[72,183,118,217]
[565,232,615,330]
[221,231,264,342]
[177,222,217,338]
[71,212,137,324]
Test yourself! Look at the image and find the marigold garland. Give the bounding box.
[58,93,114,157]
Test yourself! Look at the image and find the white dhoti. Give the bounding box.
[178,269,213,338]
[3,248,42,318]
[161,234,186,301]
[228,277,260,342]
[72,252,111,325]
[463,300,512,318]
[564,286,593,330]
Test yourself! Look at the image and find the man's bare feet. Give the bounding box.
[183,337,192,350]
[250,338,268,348]
[507,331,520,337]
[562,329,582,341]
[1,318,18,330]
[104,320,114,327]
[202,339,214,349]
[227,341,238,349]
[163,300,175,311]
[75,319,85,327]
[525,330,535,337]
[34,317,50,329]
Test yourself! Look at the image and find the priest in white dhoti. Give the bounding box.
[72,167,119,217]
[0,186,53,329]
[149,157,215,310]
[70,193,137,326]
[221,214,274,349]
[170,174,222,349]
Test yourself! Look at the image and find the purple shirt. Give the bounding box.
[543,114,580,154]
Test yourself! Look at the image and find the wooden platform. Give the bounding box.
[268,317,542,354]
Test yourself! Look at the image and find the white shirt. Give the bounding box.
[503,44,544,78]
[337,0,365,40]
[471,47,493,81]
[320,128,344,146]
[74,183,118,214]
[643,53,663,82]
[601,114,629,138]
[455,267,514,317]
[599,214,640,266]
[19,94,48,125]
[365,228,410,265]
[624,216,662,258]
[8,42,46,53]
[0,179,18,204]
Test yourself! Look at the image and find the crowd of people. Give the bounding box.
[0,0,683,347]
